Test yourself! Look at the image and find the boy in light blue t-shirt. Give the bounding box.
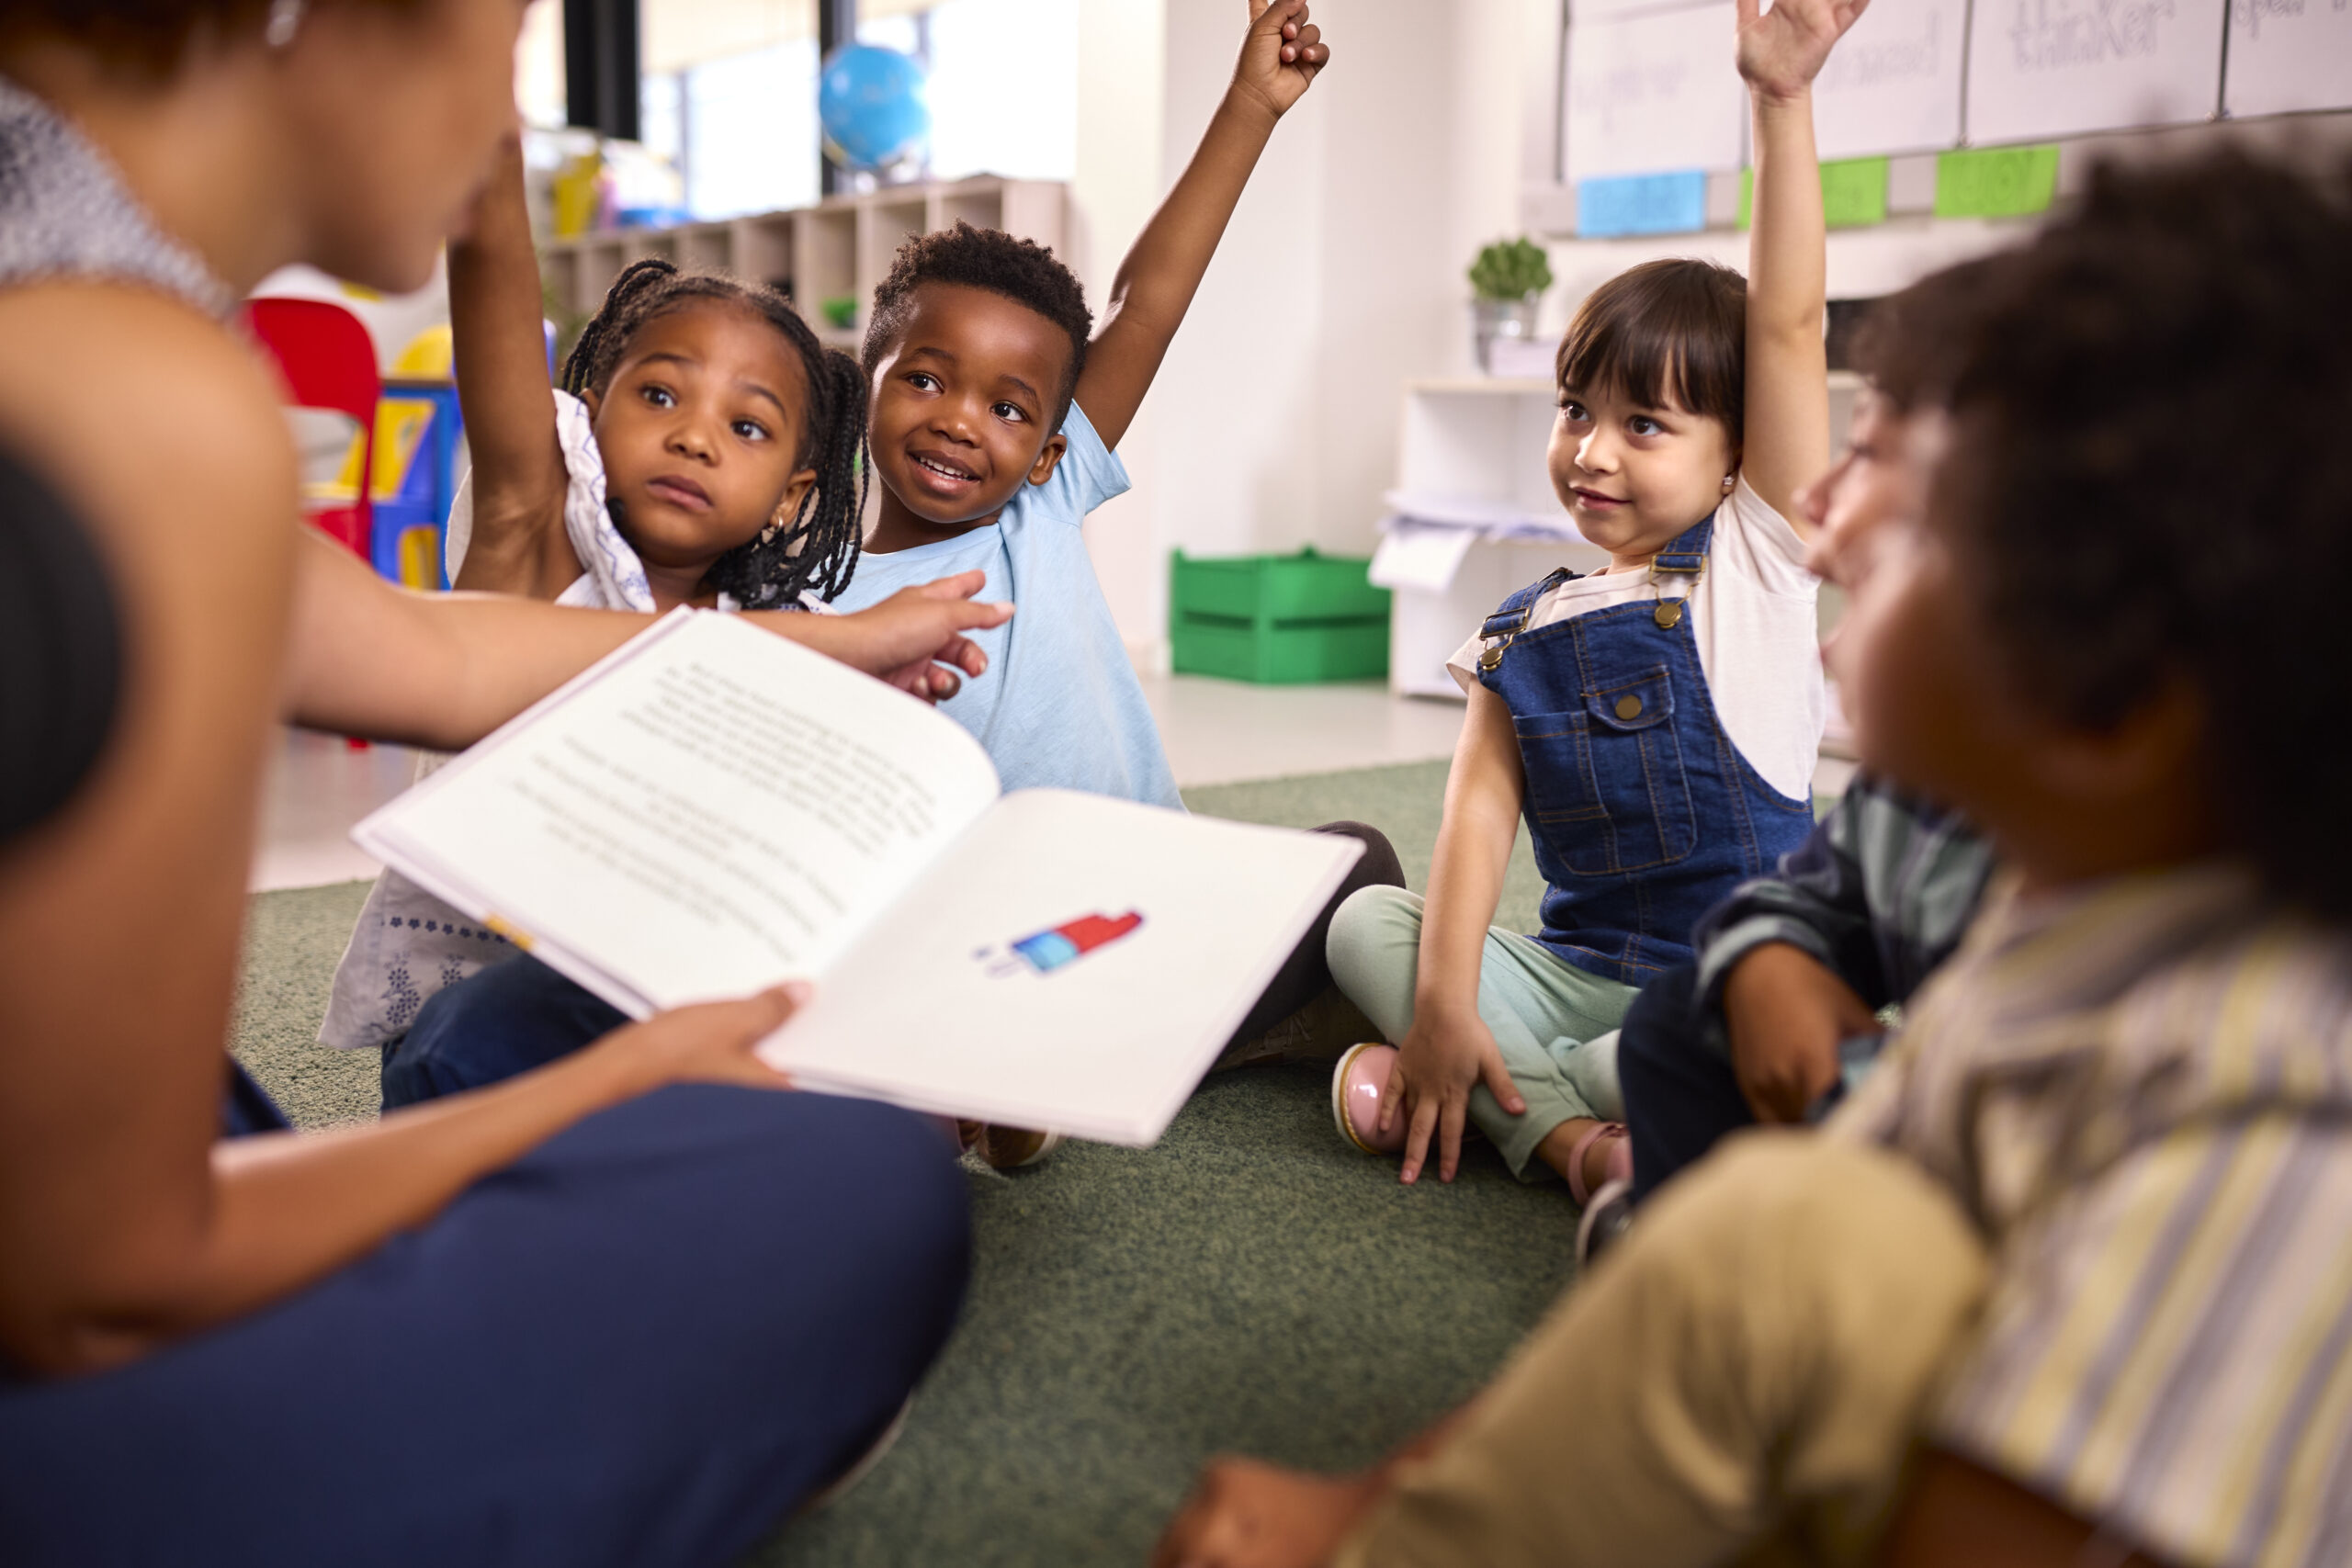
[833,2,1403,1167]
[834,0,1331,811]
[832,400,1174,806]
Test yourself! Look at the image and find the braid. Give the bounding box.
[560,257,683,398]
[702,294,869,610]
[561,260,869,608]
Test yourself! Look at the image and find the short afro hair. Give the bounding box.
[1906,148,2352,921]
[862,221,1092,432]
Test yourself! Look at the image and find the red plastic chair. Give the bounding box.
[242,298,380,561]
[243,298,380,749]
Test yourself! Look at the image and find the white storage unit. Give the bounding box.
[538,177,1068,355]
[1374,373,1860,700]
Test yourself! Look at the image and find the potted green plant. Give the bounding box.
[1466,236,1553,374]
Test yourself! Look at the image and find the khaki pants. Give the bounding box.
[1333,1133,1991,1568]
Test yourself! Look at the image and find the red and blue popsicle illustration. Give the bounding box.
[979,911,1144,977]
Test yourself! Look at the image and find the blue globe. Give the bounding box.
[819,44,931,173]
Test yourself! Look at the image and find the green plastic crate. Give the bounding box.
[1169,547,1391,683]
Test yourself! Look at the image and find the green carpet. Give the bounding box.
[227,761,1570,1567]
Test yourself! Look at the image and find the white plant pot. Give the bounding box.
[1470,297,1543,374]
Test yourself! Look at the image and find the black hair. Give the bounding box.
[561,260,867,609]
[0,0,416,73]
[1850,259,2004,416]
[861,220,1092,433]
[1556,258,1747,447]
[1912,149,2352,919]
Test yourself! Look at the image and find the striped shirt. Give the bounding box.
[1831,864,2352,1567]
[1694,774,1993,1017]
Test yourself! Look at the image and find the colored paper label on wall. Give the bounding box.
[1577,172,1708,238]
[1933,145,2060,219]
[1736,157,1891,230]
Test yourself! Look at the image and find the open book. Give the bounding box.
[355,611,1363,1145]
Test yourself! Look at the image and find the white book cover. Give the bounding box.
[355,611,1362,1145]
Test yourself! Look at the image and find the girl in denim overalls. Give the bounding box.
[1325,2,1856,1196]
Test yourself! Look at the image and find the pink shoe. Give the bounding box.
[1566,1121,1632,1205]
[1331,1042,1406,1156]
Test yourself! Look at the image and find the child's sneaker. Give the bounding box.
[1574,1177,1634,1269]
[1330,1042,1406,1156]
[973,1124,1064,1169]
[1216,985,1382,1071]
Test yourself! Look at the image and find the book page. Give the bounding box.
[760,789,1364,1145]
[358,612,1000,1015]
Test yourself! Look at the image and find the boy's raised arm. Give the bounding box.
[445,136,577,598]
[1072,0,1329,451]
[1734,0,1867,529]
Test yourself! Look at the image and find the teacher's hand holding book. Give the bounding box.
[587,984,808,1096]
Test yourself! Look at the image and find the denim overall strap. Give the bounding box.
[1474,567,1576,674]
[1476,514,1815,987]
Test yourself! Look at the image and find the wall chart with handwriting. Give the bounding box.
[1564,2,1747,182]
[1813,0,1969,158]
[2224,0,2352,118]
[1962,0,2229,143]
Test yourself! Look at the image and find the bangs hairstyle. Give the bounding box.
[1556,257,1747,446]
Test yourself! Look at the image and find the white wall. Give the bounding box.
[1071,0,1170,673]
[1084,0,1535,671]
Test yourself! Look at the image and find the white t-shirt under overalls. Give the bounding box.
[1444,478,1824,803]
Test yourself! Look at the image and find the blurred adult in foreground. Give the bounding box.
[0,4,1004,1562]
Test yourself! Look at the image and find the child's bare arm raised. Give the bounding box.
[1073,0,1329,450]
[1735,0,1867,528]
[445,136,578,599]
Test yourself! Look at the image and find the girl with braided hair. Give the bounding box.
[447,140,865,612]
[318,140,996,1053]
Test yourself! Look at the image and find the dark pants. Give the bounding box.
[1223,820,1404,1047]
[1616,961,1758,1204]
[386,819,1407,1110]
[0,1074,969,1568]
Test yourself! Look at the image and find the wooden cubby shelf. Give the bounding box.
[539,176,1069,352]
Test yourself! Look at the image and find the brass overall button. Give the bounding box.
[1654,600,1685,629]
[1614,694,1644,721]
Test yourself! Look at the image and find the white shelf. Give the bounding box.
[538,176,1069,333]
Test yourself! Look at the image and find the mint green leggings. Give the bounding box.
[1326,885,1634,1179]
